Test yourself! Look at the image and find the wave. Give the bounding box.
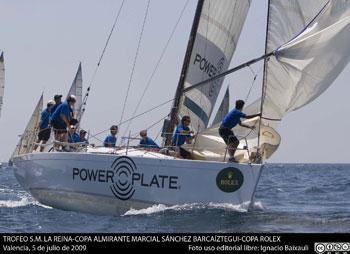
[304,186,326,194]
[0,196,52,209]
[123,201,265,216]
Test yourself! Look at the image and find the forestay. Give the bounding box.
[12,95,43,157]
[178,0,251,133]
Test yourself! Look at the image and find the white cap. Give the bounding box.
[47,100,55,106]
[68,94,77,102]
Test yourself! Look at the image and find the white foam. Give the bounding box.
[250,201,265,211]
[123,201,265,216]
[123,204,169,215]
[208,202,249,212]
[0,196,52,209]
[0,197,33,208]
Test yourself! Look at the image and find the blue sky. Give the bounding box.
[0,0,349,163]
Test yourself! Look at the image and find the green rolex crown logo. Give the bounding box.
[216,168,244,193]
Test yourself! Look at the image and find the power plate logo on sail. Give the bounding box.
[216,167,244,192]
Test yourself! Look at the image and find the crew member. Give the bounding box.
[139,130,159,149]
[219,99,261,163]
[34,100,55,152]
[103,125,118,147]
[51,95,76,144]
[172,115,194,159]
[79,129,89,144]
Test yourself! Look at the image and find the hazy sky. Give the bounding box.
[0,0,349,163]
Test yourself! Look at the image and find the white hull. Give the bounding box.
[12,150,263,215]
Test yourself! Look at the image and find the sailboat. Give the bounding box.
[0,52,5,119]
[11,95,43,158]
[67,62,83,122]
[12,0,350,215]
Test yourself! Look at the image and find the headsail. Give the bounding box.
[211,86,229,127]
[12,94,43,157]
[176,0,251,133]
[0,52,5,118]
[66,62,83,121]
[261,0,350,122]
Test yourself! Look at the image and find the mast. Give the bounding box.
[256,0,271,160]
[164,0,205,146]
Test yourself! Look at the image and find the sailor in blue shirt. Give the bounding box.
[104,125,118,147]
[172,115,194,159]
[79,129,89,145]
[67,126,80,143]
[51,95,76,145]
[50,94,62,116]
[66,125,81,151]
[34,100,55,152]
[139,130,159,149]
[219,99,261,163]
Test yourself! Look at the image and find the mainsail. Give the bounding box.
[0,52,4,118]
[12,94,43,157]
[174,0,252,134]
[66,62,83,121]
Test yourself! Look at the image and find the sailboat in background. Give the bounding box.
[11,63,83,156]
[0,52,5,119]
[12,0,350,215]
[41,62,83,152]
[67,62,83,122]
[11,95,43,158]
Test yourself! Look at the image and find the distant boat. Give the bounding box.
[12,0,350,215]
[0,52,5,119]
[66,62,83,122]
[11,94,43,159]
[41,62,84,153]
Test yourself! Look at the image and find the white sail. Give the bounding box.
[12,94,43,157]
[262,0,350,120]
[211,87,229,127]
[186,0,350,162]
[66,62,83,120]
[0,52,4,118]
[178,0,251,133]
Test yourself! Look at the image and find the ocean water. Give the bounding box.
[0,163,349,233]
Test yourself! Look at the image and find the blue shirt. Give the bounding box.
[104,135,117,147]
[222,108,247,129]
[39,108,50,129]
[172,123,191,146]
[139,137,159,149]
[51,101,72,125]
[67,132,80,143]
[50,102,61,116]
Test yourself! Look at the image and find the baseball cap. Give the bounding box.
[110,125,118,130]
[54,94,63,100]
[47,100,55,106]
[67,94,76,102]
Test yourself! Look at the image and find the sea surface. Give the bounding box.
[0,163,349,233]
